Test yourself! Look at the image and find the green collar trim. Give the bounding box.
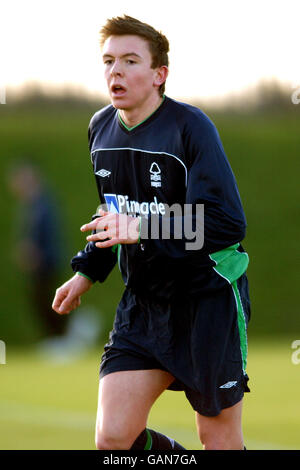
[144,429,153,450]
[118,95,165,131]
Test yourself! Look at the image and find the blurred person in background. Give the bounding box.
[7,160,68,338]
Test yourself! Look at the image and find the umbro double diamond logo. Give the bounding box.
[219,381,238,389]
[95,169,111,177]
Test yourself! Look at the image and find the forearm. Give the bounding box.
[139,210,246,259]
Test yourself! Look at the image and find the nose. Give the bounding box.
[110,60,123,77]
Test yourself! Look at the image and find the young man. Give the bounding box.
[52,15,251,450]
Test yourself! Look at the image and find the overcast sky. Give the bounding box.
[1,0,299,101]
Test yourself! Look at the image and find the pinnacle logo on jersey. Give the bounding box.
[95,169,111,178]
[150,162,162,188]
[104,193,166,216]
[103,194,120,213]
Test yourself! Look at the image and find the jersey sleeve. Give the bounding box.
[140,113,247,259]
[70,214,117,283]
[70,115,118,283]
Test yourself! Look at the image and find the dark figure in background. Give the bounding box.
[8,161,67,338]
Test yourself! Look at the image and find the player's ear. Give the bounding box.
[153,65,168,88]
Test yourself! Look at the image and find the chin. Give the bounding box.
[110,96,133,111]
[110,96,123,108]
[111,101,125,110]
[112,103,132,112]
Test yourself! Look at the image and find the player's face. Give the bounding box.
[102,35,163,111]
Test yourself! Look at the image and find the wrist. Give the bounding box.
[76,271,94,284]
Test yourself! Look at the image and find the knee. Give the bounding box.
[200,430,228,450]
[95,426,135,450]
[199,425,243,450]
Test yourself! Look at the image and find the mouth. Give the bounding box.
[111,84,127,96]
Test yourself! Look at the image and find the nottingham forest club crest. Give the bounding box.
[150,162,161,188]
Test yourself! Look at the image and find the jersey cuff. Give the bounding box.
[137,216,142,243]
[76,271,95,283]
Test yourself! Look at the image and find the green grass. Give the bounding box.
[0,337,299,450]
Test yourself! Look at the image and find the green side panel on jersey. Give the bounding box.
[209,243,249,284]
[210,243,249,372]
[232,280,248,372]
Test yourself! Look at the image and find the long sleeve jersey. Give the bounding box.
[71,96,249,298]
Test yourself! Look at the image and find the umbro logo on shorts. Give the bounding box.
[219,381,238,389]
[95,169,111,177]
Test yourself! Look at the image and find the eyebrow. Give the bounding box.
[102,52,142,60]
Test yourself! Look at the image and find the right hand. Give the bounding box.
[52,273,93,315]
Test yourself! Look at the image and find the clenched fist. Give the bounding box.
[52,273,93,315]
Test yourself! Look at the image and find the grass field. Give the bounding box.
[0,337,299,450]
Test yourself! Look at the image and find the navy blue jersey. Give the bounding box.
[71,96,248,298]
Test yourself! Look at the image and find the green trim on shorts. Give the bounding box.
[144,429,153,450]
[232,280,248,373]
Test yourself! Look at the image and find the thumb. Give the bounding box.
[98,208,110,216]
[52,288,67,312]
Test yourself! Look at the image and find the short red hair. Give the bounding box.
[100,15,169,96]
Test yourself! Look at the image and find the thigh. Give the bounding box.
[96,369,175,440]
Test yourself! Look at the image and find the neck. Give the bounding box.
[119,94,163,128]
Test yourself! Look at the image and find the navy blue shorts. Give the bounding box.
[100,273,251,417]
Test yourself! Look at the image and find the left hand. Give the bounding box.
[80,209,140,248]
